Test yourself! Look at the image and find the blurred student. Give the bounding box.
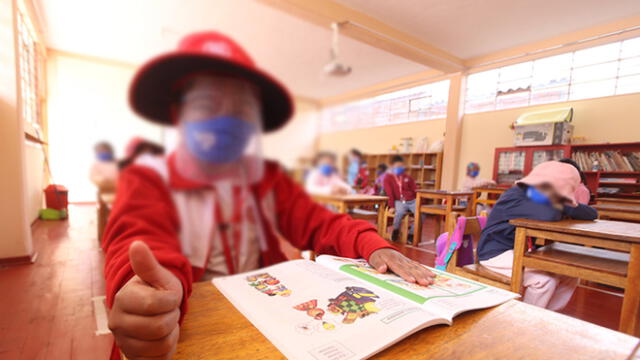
[461,162,495,191]
[90,141,118,190]
[102,31,435,360]
[383,155,419,244]
[305,152,352,195]
[558,158,591,205]
[374,163,388,195]
[477,161,598,311]
[118,137,165,170]
[346,148,363,186]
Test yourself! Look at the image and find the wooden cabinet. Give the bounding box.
[493,142,640,201]
[493,145,570,185]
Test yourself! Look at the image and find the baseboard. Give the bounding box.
[0,252,38,267]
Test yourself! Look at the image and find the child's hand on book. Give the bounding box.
[108,241,184,360]
[368,249,435,286]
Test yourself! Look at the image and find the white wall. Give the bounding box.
[47,52,164,202]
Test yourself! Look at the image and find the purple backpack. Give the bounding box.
[435,216,487,270]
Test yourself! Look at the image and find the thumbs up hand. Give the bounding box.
[108,241,184,360]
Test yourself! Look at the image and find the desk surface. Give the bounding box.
[598,197,640,204]
[174,282,639,360]
[311,194,388,202]
[472,186,508,191]
[509,219,640,243]
[416,190,473,196]
[594,203,640,214]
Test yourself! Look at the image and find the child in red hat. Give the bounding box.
[103,31,435,360]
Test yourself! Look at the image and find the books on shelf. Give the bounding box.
[213,256,518,360]
[572,151,640,172]
[600,178,638,183]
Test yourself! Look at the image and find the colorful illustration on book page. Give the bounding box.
[339,263,486,304]
[292,286,380,334]
[245,273,292,297]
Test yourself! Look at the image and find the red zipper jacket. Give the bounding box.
[382,173,417,208]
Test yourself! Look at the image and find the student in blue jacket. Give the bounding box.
[478,161,597,310]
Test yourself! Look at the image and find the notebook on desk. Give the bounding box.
[213,255,519,360]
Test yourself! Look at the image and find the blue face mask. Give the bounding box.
[96,152,113,162]
[526,186,551,205]
[318,164,334,176]
[392,166,405,176]
[469,170,479,178]
[184,116,256,164]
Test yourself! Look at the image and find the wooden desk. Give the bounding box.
[598,197,640,206]
[471,186,506,216]
[414,190,473,244]
[510,219,640,336]
[97,191,115,242]
[311,194,388,235]
[173,282,639,360]
[594,203,640,222]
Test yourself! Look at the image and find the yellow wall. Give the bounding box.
[262,99,320,168]
[457,93,640,188]
[0,0,33,259]
[317,119,446,163]
[24,142,46,221]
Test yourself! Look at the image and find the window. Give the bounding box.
[321,80,450,133]
[17,9,45,135]
[465,36,640,113]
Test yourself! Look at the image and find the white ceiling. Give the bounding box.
[35,0,426,99]
[336,0,640,59]
[34,0,640,99]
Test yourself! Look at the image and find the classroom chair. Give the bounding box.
[444,213,512,290]
[381,207,412,244]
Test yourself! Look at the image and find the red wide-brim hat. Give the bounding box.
[129,31,294,132]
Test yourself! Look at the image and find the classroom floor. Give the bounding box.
[0,205,626,359]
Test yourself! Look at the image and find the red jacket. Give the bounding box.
[103,154,394,357]
[383,173,417,208]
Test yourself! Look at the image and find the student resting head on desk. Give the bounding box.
[102,31,435,360]
[477,161,598,311]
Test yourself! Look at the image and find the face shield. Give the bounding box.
[174,75,264,185]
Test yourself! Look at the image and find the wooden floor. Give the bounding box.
[0,205,626,359]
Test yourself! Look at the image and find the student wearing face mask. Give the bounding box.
[461,162,495,192]
[346,148,363,187]
[102,31,435,360]
[383,155,420,244]
[90,141,118,190]
[305,152,352,195]
[477,161,598,311]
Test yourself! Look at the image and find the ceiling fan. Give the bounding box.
[323,22,352,77]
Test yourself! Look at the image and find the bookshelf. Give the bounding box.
[493,142,640,201]
[571,142,640,200]
[347,152,443,190]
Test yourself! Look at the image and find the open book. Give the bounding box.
[213,255,519,360]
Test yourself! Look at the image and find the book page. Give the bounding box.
[213,260,447,360]
[316,255,519,321]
